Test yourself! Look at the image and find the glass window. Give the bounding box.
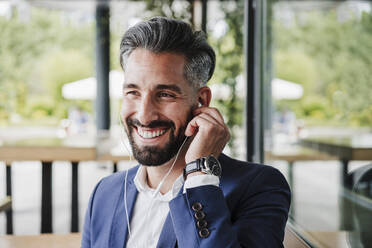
[263,1,372,247]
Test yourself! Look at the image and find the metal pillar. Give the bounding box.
[201,0,207,34]
[244,0,262,163]
[71,162,79,232]
[6,164,13,234]
[41,162,53,233]
[96,1,111,131]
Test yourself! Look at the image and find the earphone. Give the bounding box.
[198,98,203,107]
[119,114,189,247]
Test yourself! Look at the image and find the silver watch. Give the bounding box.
[183,155,222,180]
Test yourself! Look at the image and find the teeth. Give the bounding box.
[138,128,166,139]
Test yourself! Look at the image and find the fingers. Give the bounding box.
[185,107,229,141]
[184,107,230,163]
[193,107,225,127]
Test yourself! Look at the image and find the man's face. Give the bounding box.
[121,48,197,166]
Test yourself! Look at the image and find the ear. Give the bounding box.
[197,86,212,107]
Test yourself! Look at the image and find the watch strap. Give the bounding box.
[184,158,205,180]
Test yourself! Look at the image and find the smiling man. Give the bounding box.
[82,17,290,248]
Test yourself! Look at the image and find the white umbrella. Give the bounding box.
[272,78,303,100]
[62,70,124,100]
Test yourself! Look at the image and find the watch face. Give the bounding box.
[207,156,222,177]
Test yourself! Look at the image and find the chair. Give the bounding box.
[0,196,12,234]
[0,196,11,212]
[347,163,372,247]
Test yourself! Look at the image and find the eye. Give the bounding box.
[158,92,176,98]
[125,90,140,96]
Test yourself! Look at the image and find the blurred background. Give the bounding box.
[0,0,371,247]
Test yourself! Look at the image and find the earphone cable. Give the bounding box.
[118,114,133,237]
[119,113,189,246]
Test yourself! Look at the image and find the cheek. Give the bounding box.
[121,99,136,117]
[165,105,193,127]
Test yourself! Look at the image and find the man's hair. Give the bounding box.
[119,17,215,88]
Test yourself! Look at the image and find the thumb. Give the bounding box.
[185,120,198,137]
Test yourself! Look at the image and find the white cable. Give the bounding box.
[118,115,133,237]
[151,136,188,197]
[119,112,189,247]
[143,136,188,247]
[124,169,131,237]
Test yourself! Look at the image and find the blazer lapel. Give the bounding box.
[156,213,177,248]
[156,185,184,248]
[109,167,139,248]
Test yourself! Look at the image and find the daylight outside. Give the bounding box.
[0,0,372,247]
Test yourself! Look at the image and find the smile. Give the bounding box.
[136,127,168,139]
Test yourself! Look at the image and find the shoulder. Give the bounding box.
[218,153,290,195]
[93,165,139,200]
[219,153,284,180]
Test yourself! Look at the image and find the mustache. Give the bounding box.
[127,118,175,129]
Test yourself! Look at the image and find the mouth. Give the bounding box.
[135,126,169,140]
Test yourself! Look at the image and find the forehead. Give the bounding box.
[124,48,188,87]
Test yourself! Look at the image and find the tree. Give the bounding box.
[142,0,193,23]
[274,8,372,126]
[209,0,244,156]
[0,7,94,122]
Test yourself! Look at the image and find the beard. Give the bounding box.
[125,110,193,166]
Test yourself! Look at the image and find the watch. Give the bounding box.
[183,155,222,180]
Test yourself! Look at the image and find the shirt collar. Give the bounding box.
[133,165,184,202]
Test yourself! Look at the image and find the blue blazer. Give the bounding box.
[82,154,291,247]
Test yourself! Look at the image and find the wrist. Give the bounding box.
[185,171,206,180]
[183,155,222,180]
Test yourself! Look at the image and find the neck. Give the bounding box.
[145,149,187,195]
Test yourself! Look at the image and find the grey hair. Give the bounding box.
[119,17,215,88]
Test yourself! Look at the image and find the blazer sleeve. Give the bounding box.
[169,166,291,248]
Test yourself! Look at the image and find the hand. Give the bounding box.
[184,107,230,164]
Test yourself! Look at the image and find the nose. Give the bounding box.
[137,94,159,126]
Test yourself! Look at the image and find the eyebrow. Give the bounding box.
[123,83,139,90]
[156,84,182,94]
[123,83,182,94]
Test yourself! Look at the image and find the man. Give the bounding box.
[82,17,290,248]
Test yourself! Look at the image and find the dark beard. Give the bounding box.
[125,111,193,166]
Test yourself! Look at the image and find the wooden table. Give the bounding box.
[266,147,336,217]
[304,231,354,248]
[266,147,336,186]
[300,135,372,187]
[288,229,363,248]
[300,134,372,230]
[0,233,81,248]
[0,229,358,248]
[0,135,130,234]
[284,226,310,248]
[0,228,360,248]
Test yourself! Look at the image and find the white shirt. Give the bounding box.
[126,166,219,248]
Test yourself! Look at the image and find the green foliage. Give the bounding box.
[209,0,244,155]
[142,0,192,22]
[40,50,92,101]
[274,50,318,94]
[111,32,122,70]
[0,7,94,123]
[274,9,372,126]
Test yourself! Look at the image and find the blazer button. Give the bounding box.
[199,228,210,238]
[197,219,208,229]
[192,202,203,211]
[194,211,206,220]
